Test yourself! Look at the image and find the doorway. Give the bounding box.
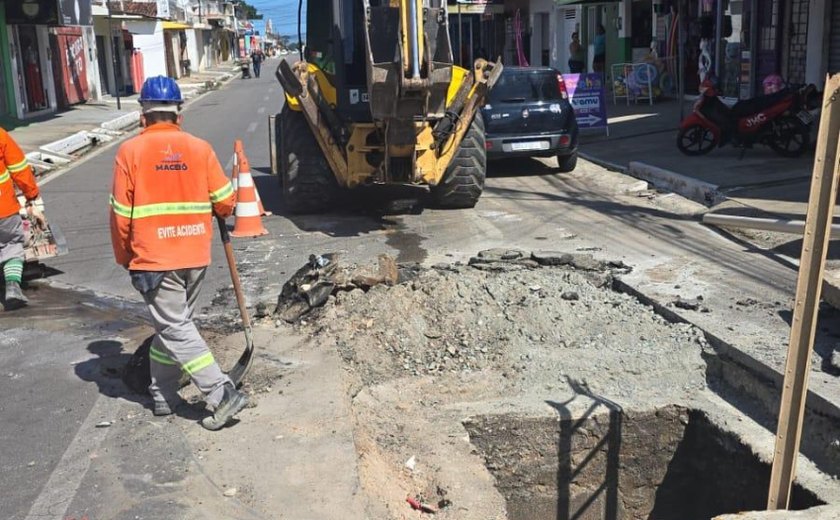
[14,25,49,113]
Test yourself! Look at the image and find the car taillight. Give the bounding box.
[556,74,569,100]
[485,141,493,150]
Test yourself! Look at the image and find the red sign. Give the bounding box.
[52,27,89,106]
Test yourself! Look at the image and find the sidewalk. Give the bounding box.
[4,62,238,174]
[579,98,816,216]
[579,95,840,306]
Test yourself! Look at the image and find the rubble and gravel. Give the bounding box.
[283,249,710,396]
[266,250,742,518]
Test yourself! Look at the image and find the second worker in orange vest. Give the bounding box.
[110,76,248,430]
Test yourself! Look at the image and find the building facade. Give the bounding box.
[3,0,103,119]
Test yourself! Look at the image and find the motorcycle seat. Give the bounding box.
[731,89,792,117]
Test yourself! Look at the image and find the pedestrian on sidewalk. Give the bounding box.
[593,24,606,75]
[0,127,43,310]
[569,32,584,74]
[250,48,264,78]
[109,76,248,430]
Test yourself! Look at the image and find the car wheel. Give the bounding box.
[557,152,578,173]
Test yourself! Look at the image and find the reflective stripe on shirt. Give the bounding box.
[7,159,29,173]
[0,170,9,184]
[110,194,211,219]
[209,182,234,203]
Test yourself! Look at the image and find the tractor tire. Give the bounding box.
[278,104,339,214]
[431,113,486,209]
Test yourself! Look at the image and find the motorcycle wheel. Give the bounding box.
[769,116,809,158]
[677,125,716,156]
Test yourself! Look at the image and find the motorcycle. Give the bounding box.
[677,81,818,158]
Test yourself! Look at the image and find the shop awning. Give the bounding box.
[163,21,192,30]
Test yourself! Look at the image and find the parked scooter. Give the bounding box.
[677,79,818,158]
[241,60,251,79]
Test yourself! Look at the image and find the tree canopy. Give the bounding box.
[236,1,263,20]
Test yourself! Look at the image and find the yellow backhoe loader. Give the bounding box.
[272,0,502,213]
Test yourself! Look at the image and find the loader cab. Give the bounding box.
[305,0,372,123]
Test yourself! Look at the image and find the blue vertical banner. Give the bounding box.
[565,73,608,132]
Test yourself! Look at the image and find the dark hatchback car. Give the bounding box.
[481,67,579,172]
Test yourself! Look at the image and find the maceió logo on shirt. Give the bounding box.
[156,144,189,171]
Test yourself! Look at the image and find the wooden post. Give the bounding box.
[767,74,840,510]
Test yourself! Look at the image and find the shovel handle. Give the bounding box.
[216,216,252,332]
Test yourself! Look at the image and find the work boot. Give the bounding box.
[4,281,28,310]
[201,384,249,431]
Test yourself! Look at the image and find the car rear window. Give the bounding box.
[488,71,560,103]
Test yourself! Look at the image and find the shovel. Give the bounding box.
[216,216,255,386]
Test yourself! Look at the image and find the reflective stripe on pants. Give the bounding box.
[142,267,231,409]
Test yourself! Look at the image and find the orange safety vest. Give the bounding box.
[109,122,235,271]
[0,128,39,219]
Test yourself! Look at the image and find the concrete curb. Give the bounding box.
[627,161,725,206]
[579,151,629,174]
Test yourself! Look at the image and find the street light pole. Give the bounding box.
[106,2,121,110]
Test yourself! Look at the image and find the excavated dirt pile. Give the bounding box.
[273,250,829,519]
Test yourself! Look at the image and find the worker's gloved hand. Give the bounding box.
[26,198,47,229]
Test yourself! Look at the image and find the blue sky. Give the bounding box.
[247,0,306,40]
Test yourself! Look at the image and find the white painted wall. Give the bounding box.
[126,20,167,78]
[93,17,116,95]
[186,29,200,73]
[806,0,829,88]
[529,0,554,68]
[82,26,103,101]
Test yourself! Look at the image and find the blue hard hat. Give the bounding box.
[139,76,183,103]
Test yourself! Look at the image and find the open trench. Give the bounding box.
[275,249,840,519]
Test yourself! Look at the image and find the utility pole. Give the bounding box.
[106,2,121,110]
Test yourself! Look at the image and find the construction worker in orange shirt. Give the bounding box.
[0,127,43,310]
[109,76,248,430]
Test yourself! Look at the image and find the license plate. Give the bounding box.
[510,141,549,151]
[797,110,814,124]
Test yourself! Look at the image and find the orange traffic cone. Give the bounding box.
[230,151,269,238]
[232,140,271,216]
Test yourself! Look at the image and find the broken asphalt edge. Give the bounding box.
[613,276,840,479]
[26,67,238,179]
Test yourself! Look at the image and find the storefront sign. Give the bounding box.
[156,0,170,19]
[452,0,504,15]
[6,0,59,24]
[564,73,608,131]
[6,0,92,25]
[58,0,93,25]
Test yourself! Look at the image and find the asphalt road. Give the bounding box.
[40,61,283,306]
[3,57,835,519]
[1,61,284,520]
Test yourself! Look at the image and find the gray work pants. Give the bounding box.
[0,214,24,264]
[141,268,231,410]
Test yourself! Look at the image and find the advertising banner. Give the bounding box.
[564,73,608,132]
[58,0,92,25]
